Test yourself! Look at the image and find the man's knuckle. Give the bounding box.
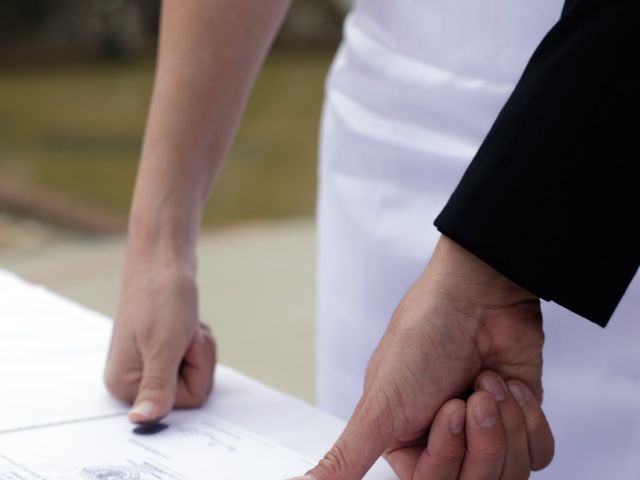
[432,446,463,465]
[525,412,547,435]
[316,444,349,476]
[502,413,526,436]
[477,443,506,461]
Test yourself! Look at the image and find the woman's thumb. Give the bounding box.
[128,356,179,423]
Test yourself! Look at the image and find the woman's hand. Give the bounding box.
[101,0,291,421]
[104,263,216,423]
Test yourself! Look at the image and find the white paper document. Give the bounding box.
[0,271,127,433]
[0,269,395,479]
[0,411,313,480]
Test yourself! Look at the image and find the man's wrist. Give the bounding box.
[421,235,537,308]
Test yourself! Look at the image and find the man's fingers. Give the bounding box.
[476,371,530,479]
[411,399,466,479]
[383,444,423,480]
[459,391,506,480]
[507,380,554,471]
[303,395,393,480]
[129,347,182,424]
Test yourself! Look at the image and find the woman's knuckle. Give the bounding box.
[140,374,170,393]
[104,370,135,402]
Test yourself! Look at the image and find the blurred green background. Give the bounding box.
[0,0,347,233]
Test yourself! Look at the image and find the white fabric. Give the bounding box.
[316,1,640,478]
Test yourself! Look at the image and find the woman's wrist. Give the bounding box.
[124,209,198,279]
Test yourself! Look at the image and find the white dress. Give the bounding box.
[315,1,640,478]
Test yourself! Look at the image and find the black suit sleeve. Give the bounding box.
[434,0,639,327]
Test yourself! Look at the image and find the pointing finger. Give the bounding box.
[302,394,395,480]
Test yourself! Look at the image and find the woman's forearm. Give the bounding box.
[127,0,290,271]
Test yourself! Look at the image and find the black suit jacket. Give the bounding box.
[434,0,639,327]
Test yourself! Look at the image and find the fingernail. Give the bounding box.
[129,400,155,420]
[448,407,466,435]
[508,382,528,407]
[479,375,506,402]
[474,398,498,429]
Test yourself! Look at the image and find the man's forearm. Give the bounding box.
[127,0,291,269]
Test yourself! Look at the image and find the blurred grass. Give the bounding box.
[0,50,333,226]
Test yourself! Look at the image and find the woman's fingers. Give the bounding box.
[476,371,531,479]
[506,380,555,470]
[175,322,217,408]
[459,391,507,480]
[410,399,466,479]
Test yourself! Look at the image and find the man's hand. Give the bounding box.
[299,235,553,479]
[104,265,216,423]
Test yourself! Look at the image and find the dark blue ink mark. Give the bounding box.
[133,423,169,435]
